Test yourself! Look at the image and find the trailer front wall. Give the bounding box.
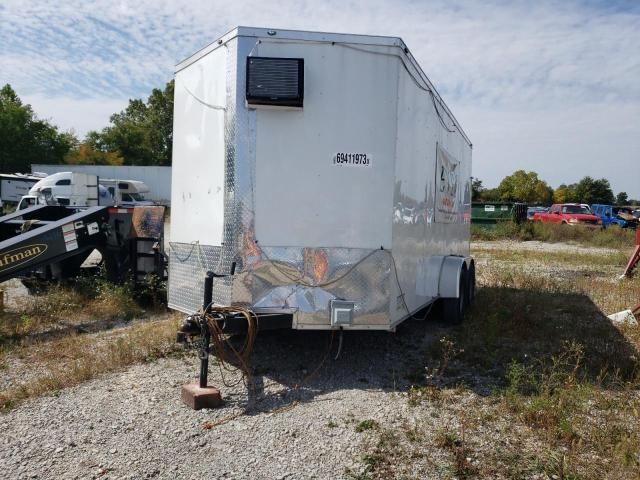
[168,29,471,330]
[224,38,396,328]
[252,42,397,250]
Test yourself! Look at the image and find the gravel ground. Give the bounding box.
[0,319,453,480]
[1,239,624,479]
[472,239,621,255]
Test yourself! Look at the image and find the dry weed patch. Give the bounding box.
[0,315,180,410]
[357,240,640,479]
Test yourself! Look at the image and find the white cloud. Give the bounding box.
[1,0,639,197]
[21,95,128,137]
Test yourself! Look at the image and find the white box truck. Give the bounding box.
[99,178,154,207]
[170,27,474,331]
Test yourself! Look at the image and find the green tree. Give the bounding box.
[471,178,484,201]
[573,176,615,205]
[0,84,74,172]
[496,170,553,204]
[88,80,174,165]
[553,184,579,203]
[616,191,628,206]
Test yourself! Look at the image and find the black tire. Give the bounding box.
[443,269,466,324]
[466,262,476,307]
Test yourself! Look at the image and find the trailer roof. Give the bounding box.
[176,26,471,146]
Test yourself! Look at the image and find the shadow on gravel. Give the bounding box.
[218,285,639,412]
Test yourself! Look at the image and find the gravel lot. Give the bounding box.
[1,239,634,479]
[472,239,622,255]
[0,319,449,480]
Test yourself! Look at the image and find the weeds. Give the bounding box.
[354,237,640,479]
[355,419,379,433]
[0,274,168,345]
[0,315,181,410]
[472,221,636,249]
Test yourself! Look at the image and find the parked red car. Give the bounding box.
[532,203,601,226]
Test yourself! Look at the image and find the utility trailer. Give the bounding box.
[0,205,166,286]
[171,27,474,337]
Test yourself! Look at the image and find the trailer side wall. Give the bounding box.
[169,42,228,311]
[390,60,472,323]
[171,46,227,245]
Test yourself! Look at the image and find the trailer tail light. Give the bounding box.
[330,300,355,326]
[246,57,304,108]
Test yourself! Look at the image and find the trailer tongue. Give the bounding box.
[0,205,165,285]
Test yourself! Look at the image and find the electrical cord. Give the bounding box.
[168,241,199,262]
[339,43,457,133]
[387,248,436,321]
[195,246,434,429]
[199,310,336,429]
[253,38,463,138]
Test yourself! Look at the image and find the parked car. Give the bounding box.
[633,210,640,220]
[591,204,630,228]
[613,207,639,228]
[532,203,601,226]
[527,206,548,220]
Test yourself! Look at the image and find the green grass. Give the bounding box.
[472,221,637,249]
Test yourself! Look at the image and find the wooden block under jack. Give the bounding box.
[181,383,223,410]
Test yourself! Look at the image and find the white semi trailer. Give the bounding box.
[17,172,114,210]
[170,27,474,333]
[0,173,45,205]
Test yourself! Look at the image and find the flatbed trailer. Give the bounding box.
[0,205,166,285]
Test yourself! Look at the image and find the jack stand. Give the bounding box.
[181,272,223,410]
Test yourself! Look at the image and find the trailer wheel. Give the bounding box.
[466,262,476,307]
[443,270,466,324]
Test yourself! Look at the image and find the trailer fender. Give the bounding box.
[438,256,468,299]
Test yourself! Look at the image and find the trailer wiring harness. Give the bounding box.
[186,305,258,389]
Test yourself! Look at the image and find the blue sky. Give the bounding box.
[1,0,639,197]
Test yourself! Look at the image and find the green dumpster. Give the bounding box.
[472,202,527,226]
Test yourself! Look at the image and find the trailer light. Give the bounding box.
[330,300,355,326]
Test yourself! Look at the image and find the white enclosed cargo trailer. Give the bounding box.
[22,172,114,208]
[169,27,474,331]
[0,173,43,205]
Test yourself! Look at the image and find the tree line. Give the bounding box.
[0,81,173,171]
[472,170,636,206]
